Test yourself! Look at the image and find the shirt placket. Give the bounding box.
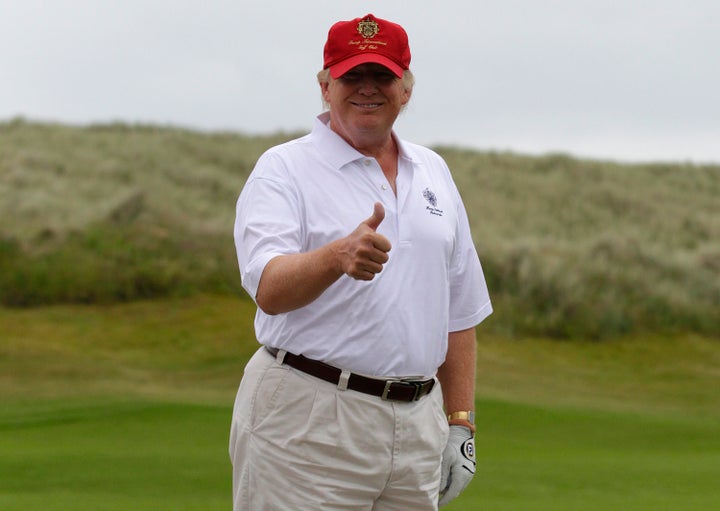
[360,157,398,242]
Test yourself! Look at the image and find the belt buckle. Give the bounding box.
[381,380,394,401]
[381,380,424,401]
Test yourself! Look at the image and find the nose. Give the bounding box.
[357,76,379,95]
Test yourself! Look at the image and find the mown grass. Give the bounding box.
[3,397,718,511]
[2,119,719,338]
[1,296,719,510]
[0,295,253,402]
[0,401,231,511]
[477,400,720,511]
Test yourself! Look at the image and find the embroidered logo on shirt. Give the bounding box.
[422,187,437,207]
[422,188,444,216]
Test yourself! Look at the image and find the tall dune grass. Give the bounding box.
[1,119,718,338]
[442,149,720,338]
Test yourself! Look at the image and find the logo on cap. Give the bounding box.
[357,18,379,38]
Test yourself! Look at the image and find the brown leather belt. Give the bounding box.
[265,347,435,402]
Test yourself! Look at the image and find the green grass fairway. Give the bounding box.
[0,400,230,511]
[1,296,719,510]
[474,400,720,511]
[2,398,718,511]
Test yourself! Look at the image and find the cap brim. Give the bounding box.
[329,54,405,79]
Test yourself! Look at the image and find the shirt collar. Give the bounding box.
[311,112,364,170]
[311,111,417,170]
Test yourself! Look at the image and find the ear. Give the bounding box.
[320,80,331,104]
[402,86,412,106]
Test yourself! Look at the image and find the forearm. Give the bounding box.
[437,327,477,427]
[255,241,345,315]
[438,331,479,507]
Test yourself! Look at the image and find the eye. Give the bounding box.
[339,69,397,84]
[374,72,396,83]
[340,71,362,82]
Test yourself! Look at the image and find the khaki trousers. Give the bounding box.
[229,347,449,511]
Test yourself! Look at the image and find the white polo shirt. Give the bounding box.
[235,112,492,378]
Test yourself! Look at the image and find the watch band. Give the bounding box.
[447,411,475,424]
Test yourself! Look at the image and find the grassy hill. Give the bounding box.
[2,119,719,509]
[2,118,719,338]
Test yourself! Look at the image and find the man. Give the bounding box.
[230,13,492,510]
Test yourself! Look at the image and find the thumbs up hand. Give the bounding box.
[363,202,386,231]
[337,202,392,281]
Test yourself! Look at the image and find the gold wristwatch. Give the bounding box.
[447,411,475,424]
[448,411,476,434]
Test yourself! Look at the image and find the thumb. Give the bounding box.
[363,202,385,231]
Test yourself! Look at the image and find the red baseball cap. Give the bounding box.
[323,14,411,79]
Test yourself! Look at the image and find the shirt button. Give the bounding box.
[364,159,372,166]
[381,184,388,190]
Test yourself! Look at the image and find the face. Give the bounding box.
[321,63,411,150]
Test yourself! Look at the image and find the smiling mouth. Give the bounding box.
[352,102,382,109]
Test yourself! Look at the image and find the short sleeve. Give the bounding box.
[234,152,303,300]
[447,184,493,331]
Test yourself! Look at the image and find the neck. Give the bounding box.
[329,119,396,158]
[358,134,397,161]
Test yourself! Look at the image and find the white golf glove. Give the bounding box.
[438,425,476,507]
